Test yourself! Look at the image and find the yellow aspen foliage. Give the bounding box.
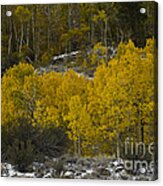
[55,70,88,125]
[2,63,35,126]
[89,38,156,155]
[32,72,62,127]
[64,95,93,156]
[2,38,156,157]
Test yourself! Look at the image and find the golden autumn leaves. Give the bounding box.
[2,39,156,156]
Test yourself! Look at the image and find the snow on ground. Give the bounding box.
[1,163,35,178]
[1,157,156,180]
[53,51,80,61]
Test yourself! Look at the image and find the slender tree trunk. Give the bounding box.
[35,5,39,62]
[47,5,51,52]
[74,140,77,156]
[13,23,19,52]
[26,21,30,47]
[19,23,24,53]
[100,22,103,43]
[68,4,72,53]
[56,4,61,53]
[91,21,94,46]
[104,19,108,62]
[8,18,12,55]
[104,20,107,48]
[116,125,120,159]
[36,28,40,62]
[141,121,144,143]
[32,11,35,50]
[32,6,36,61]
[90,4,94,46]
[78,134,81,157]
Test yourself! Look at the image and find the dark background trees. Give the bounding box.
[1,2,157,74]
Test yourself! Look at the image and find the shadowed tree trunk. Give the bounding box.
[8,17,12,55]
[19,23,24,53]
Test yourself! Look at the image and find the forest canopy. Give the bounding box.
[1,2,157,74]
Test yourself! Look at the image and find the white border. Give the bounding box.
[0,0,159,5]
[0,0,162,186]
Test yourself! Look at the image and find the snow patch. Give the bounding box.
[53,51,80,61]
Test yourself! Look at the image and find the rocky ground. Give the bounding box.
[1,156,156,180]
